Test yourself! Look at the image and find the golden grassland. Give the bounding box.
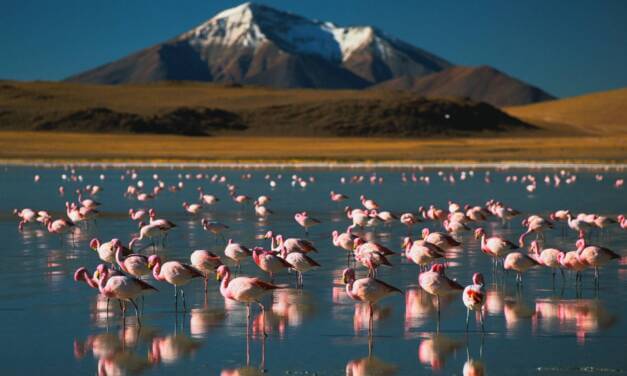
[505,88,627,135]
[1,131,625,163]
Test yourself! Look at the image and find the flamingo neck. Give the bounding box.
[219,271,231,298]
[152,262,164,281]
[345,281,360,301]
[115,249,128,273]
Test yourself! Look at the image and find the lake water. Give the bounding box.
[1,165,625,375]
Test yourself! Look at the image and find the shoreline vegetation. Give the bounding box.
[0,132,625,165]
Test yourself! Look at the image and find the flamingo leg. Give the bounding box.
[174,285,178,312]
[130,299,141,327]
[480,310,485,332]
[257,302,267,337]
[181,289,187,312]
[369,303,374,335]
[465,308,470,331]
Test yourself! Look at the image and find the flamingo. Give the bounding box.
[115,246,150,279]
[442,219,470,235]
[280,248,320,288]
[504,252,539,285]
[332,228,358,265]
[421,228,461,251]
[402,237,446,272]
[216,265,279,337]
[254,201,273,217]
[474,228,518,268]
[224,239,252,273]
[198,188,219,205]
[346,207,370,229]
[77,189,101,209]
[618,214,627,229]
[566,213,592,239]
[558,239,588,285]
[94,264,157,325]
[190,250,223,293]
[231,192,252,205]
[74,266,124,314]
[201,218,229,242]
[419,264,463,325]
[182,202,203,215]
[129,222,167,251]
[330,191,349,202]
[529,240,565,282]
[252,247,293,282]
[91,238,131,266]
[128,208,147,221]
[462,273,486,331]
[148,255,203,312]
[272,233,317,254]
[400,212,421,235]
[341,268,402,334]
[354,238,393,277]
[13,208,37,231]
[519,216,553,246]
[360,195,379,210]
[256,195,271,206]
[577,239,621,286]
[43,217,75,242]
[294,212,320,236]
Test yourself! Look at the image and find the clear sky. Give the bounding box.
[2,0,626,98]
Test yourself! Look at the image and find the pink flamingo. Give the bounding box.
[346,206,370,229]
[504,252,539,285]
[617,214,627,229]
[294,212,320,236]
[224,239,252,273]
[94,264,157,324]
[577,238,621,287]
[558,239,588,285]
[421,228,461,251]
[360,195,380,210]
[442,219,470,235]
[252,247,293,282]
[267,232,317,254]
[149,255,203,311]
[462,273,486,331]
[182,201,203,215]
[129,222,166,251]
[353,238,393,277]
[216,265,279,336]
[74,266,124,314]
[400,212,421,235]
[148,209,177,242]
[190,250,223,293]
[91,238,130,266]
[43,217,75,243]
[332,227,358,265]
[402,237,446,272]
[330,190,349,202]
[280,248,320,288]
[13,208,36,231]
[128,208,147,221]
[519,216,553,247]
[115,245,150,279]
[342,268,402,334]
[529,240,565,282]
[419,264,463,325]
[198,187,219,205]
[201,219,229,242]
[474,228,519,268]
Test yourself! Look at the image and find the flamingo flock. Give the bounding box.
[11,167,625,361]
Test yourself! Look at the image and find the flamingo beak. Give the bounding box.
[94,270,100,279]
[342,275,347,284]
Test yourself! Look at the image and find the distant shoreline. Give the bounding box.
[2,159,625,170]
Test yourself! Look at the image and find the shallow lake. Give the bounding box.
[1,165,625,375]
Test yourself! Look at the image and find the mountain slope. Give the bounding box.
[66,2,452,88]
[504,87,627,135]
[372,66,554,107]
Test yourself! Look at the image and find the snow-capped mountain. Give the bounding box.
[66,2,552,105]
[66,2,451,88]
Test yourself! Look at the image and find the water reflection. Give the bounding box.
[354,303,392,334]
[404,287,456,335]
[190,304,227,339]
[418,334,464,370]
[272,289,316,328]
[149,330,201,365]
[74,326,155,376]
[346,336,397,376]
[221,335,266,375]
[463,338,486,376]
[535,298,616,344]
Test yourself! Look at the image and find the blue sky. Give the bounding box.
[1,0,626,97]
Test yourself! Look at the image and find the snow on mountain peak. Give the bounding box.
[183,2,382,61]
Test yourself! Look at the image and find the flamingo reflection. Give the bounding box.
[535,298,616,344]
[418,334,464,371]
[346,335,397,376]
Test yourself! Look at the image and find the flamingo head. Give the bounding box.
[215,265,230,281]
[575,238,586,253]
[12,208,18,215]
[200,218,208,227]
[521,218,529,227]
[618,214,625,222]
[418,206,424,213]
[182,202,188,208]
[148,208,155,218]
[331,230,339,239]
[369,209,378,217]
[147,255,161,270]
[472,272,485,286]
[549,213,556,221]
[89,238,100,251]
[557,253,565,264]
[342,268,356,284]
[421,228,430,239]
[530,240,539,254]
[474,228,485,239]
[401,237,412,250]
[94,264,108,281]
[294,213,302,220]
[344,206,351,213]
[359,195,365,201]
[73,267,89,282]
[431,264,446,274]
[263,230,274,239]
